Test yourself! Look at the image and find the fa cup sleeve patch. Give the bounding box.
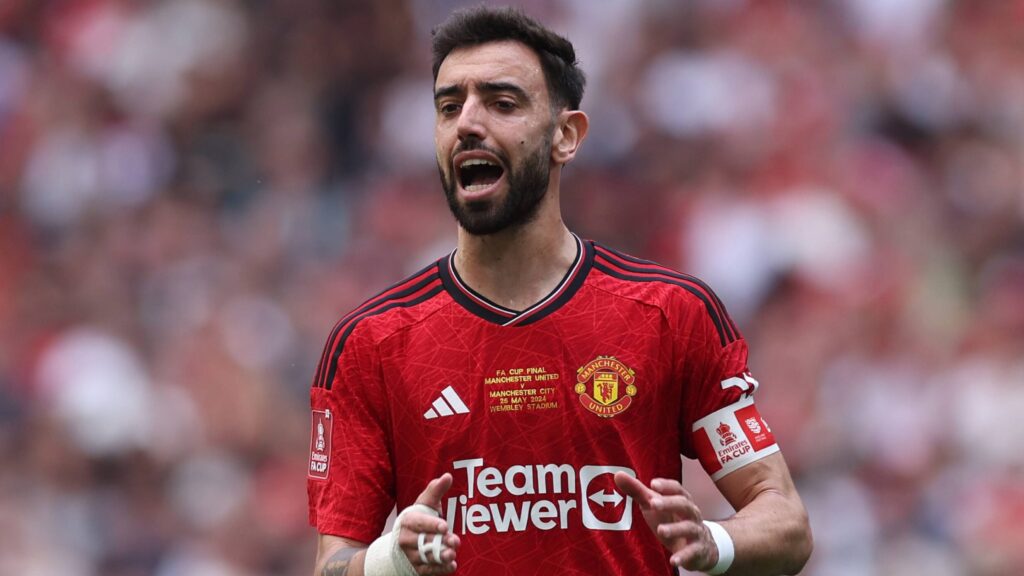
[308,409,332,480]
[692,395,779,481]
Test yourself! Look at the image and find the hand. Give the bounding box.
[614,473,719,572]
[397,473,461,575]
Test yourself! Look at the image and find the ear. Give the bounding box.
[551,110,589,165]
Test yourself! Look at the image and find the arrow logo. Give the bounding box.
[588,489,623,507]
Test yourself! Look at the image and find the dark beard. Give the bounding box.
[440,135,551,236]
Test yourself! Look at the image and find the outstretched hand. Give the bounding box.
[397,473,461,575]
[614,473,719,572]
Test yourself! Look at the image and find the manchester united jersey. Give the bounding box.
[307,236,779,575]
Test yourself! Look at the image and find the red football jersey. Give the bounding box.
[307,236,778,575]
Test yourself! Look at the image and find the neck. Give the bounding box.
[453,191,576,312]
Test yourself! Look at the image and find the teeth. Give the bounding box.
[464,183,491,191]
[459,158,497,169]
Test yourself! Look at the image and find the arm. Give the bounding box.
[711,452,812,575]
[312,474,462,576]
[314,535,368,576]
[616,452,812,575]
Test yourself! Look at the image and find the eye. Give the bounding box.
[439,102,461,116]
[494,99,517,112]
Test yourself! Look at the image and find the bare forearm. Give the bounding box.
[314,538,367,576]
[716,489,812,575]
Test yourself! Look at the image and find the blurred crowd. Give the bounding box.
[0,0,1021,574]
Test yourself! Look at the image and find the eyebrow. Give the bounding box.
[433,81,532,104]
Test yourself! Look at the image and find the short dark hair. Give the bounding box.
[431,6,586,111]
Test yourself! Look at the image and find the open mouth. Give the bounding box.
[457,158,505,192]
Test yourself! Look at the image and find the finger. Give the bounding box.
[397,521,461,569]
[650,478,691,499]
[440,546,458,564]
[671,540,716,571]
[648,494,702,521]
[395,520,452,561]
[401,532,456,571]
[406,537,457,564]
[415,473,454,509]
[399,514,449,536]
[416,561,458,575]
[613,472,657,508]
[414,556,456,575]
[656,519,705,541]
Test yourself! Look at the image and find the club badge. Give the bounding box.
[575,356,637,418]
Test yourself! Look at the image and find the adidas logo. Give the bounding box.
[423,386,470,419]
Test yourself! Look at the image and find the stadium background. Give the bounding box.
[0,0,1022,574]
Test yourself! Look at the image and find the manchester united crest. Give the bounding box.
[575,356,637,418]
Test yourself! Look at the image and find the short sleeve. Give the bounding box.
[307,323,395,543]
[677,301,779,481]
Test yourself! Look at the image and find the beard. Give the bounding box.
[439,134,552,236]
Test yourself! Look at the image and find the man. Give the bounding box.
[308,6,812,575]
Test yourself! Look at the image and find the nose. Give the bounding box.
[455,97,486,142]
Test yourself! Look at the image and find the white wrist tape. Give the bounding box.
[702,520,735,575]
[363,504,440,576]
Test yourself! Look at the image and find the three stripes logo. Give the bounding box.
[424,386,470,419]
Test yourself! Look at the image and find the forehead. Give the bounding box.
[435,40,547,97]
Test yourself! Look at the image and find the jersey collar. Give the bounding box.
[439,234,594,327]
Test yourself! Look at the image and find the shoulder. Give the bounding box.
[588,241,740,347]
[311,259,450,389]
[327,259,450,351]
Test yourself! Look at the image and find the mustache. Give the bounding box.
[452,138,506,164]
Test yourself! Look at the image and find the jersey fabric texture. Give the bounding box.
[307,236,778,575]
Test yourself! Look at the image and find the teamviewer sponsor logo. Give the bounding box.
[444,458,635,535]
[579,465,634,530]
[424,386,470,419]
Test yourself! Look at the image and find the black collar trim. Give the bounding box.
[439,234,594,327]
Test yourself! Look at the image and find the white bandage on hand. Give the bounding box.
[363,504,443,576]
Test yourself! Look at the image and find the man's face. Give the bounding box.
[434,41,556,235]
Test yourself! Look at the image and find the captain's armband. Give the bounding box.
[692,395,779,480]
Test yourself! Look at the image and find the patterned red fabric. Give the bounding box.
[307,238,777,574]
